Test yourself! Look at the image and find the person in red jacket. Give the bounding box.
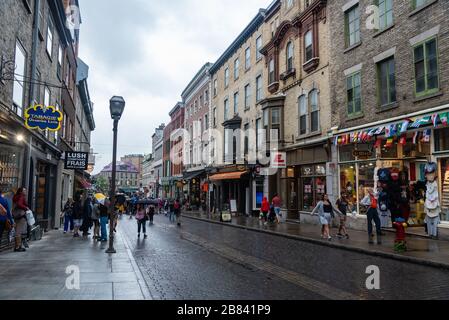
[261,197,270,225]
[12,188,30,252]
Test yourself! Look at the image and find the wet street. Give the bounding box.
[120,214,449,300]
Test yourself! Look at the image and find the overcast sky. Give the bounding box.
[78,0,270,174]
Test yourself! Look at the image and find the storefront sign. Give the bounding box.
[271,152,287,169]
[64,152,89,170]
[353,150,373,159]
[25,105,62,131]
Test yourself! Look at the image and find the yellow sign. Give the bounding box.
[25,105,63,132]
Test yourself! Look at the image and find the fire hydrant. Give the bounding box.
[393,218,408,253]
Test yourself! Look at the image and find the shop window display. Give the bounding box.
[301,165,326,211]
[440,158,449,221]
[0,145,23,197]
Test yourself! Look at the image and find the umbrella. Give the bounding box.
[94,193,106,205]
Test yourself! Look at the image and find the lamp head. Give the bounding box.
[109,96,125,120]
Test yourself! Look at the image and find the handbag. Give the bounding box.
[5,219,12,232]
[26,210,35,226]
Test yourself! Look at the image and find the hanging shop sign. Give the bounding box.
[353,150,373,159]
[334,112,449,146]
[64,152,89,170]
[25,105,63,131]
[271,152,287,169]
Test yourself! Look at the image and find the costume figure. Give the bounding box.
[424,162,441,239]
[389,168,402,223]
[377,186,391,228]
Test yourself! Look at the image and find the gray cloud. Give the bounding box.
[78,0,270,173]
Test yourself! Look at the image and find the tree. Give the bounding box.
[95,175,109,194]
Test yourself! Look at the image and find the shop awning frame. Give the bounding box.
[183,170,206,181]
[209,171,249,181]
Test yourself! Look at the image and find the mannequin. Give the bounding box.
[424,162,441,239]
[389,168,402,223]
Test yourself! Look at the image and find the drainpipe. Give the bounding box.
[25,0,40,204]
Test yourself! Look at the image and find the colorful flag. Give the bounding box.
[400,120,410,133]
[432,114,440,127]
[385,138,394,148]
[399,135,407,145]
[368,128,377,137]
[440,112,448,126]
[413,131,420,144]
[375,126,384,135]
[374,138,382,148]
[422,129,431,143]
[385,126,391,138]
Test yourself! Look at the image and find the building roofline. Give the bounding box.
[209,9,267,75]
[181,62,213,99]
[169,102,184,117]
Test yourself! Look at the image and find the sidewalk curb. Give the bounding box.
[183,214,449,271]
[119,231,153,300]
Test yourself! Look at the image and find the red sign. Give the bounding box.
[271,152,287,169]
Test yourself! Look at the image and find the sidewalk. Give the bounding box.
[0,228,151,300]
[183,211,449,269]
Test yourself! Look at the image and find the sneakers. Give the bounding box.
[23,241,29,249]
[14,248,26,252]
[138,233,141,238]
[337,233,343,239]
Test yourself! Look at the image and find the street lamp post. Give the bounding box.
[106,96,125,254]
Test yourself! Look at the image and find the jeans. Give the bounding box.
[367,207,382,236]
[100,216,108,240]
[176,213,181,225]
[148,214,154,224]
[169,211,175,222]
[64,215,74,232]
[137,219,146,234]
[0,220,5,239]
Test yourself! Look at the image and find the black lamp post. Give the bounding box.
[106,96,125,254]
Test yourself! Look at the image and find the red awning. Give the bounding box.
[76,176,92,189]
[209,171,248,181]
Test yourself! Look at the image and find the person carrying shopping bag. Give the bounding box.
[12,188,30,252]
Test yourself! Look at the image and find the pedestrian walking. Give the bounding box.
[272,194,282,224]
[135,204,147,239]
[260,197,270,225]
[12,188,30,252]
[311,194,342,241]
[169,199,175,223]
[99,200,109,242]
[174,199,182,227]
[80,195,93,237]
[72,196,84,238]
[0,188,14,246]
[91,198,100,240]
[61,199,74,234]
[361,188,382,245]
[336,193,350,239]
[147,205,155,225]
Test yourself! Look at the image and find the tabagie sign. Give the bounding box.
[65,152,89,170]
[25,105,63,131]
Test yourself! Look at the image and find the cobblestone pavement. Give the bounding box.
[120,214,449,300]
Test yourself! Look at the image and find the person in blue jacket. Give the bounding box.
[0,188,14,241]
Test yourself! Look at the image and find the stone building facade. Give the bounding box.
[0,0,94,234]
[328,0,449,235]
[181,62,212,209]
[260,0,331,221]
[209,8,268,215]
